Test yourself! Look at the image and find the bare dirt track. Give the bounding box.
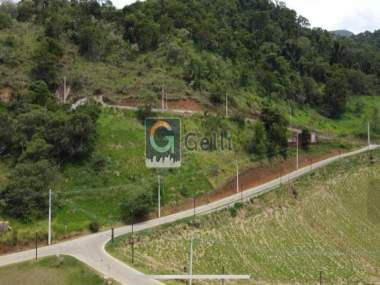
[118,97,203,112]
[160,148,345,216]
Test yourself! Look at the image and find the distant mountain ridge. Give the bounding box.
[330,30,355,37]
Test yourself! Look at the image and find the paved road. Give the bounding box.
[0,145,378,285]
[98,97,201,115]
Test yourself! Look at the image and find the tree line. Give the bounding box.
[0,0,379,119]
[0,81,99,222]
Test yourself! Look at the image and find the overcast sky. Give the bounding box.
[111,0,380,34]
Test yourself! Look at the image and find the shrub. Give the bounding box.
[229,202,243,217]
[229,206,238,217]
[91,153,107,173]
[120,189,154,224]
[249,122,268,158]
[0,12,12,30]
[231,114,245,128]
[136,104,153,123]
[0,160,57,221]
[89,221,100,233]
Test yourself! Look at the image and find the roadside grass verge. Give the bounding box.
[0,255,117,285]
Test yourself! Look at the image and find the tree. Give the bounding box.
[0,160,57,221]
[0,113,16,156]
[301,128,310,150]
[120,188,154,224]
[370,107,380,135]
[249,122,268,158]
[63,112,97,160]
[346,69,370,95]
[32,37,64,88]
[124,15,160,52]
[19,135,52,162]
[44,107,98,162]
[16,107,50,142]
[323,69,349,118]
[28,80,52,106]
[261,106,289,158]
[0,12,12,29]
[16,0,35,22]
[302,76,323,106]
[77,20,107,61]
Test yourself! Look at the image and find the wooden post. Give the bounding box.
[63,76,66,103]
[131,214,134,264]
[193,196,196,217]
[158,175,161,218]
[35,232,38,260]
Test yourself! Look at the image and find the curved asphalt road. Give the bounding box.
[0,145,378,285]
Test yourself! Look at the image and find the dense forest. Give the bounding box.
[0,0,379,118]
[1,0,380,221]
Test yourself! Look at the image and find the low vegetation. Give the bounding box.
[0,81,99,222]
[0,255,117,285]
[107,149,380,284]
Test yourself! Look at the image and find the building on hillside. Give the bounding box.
[288,129,318,145]
[0,221,11,233]
[0,86,12,103]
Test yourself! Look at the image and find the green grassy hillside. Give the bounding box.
[285,96,380,139]
[107,149,380,284]
[0,21,216,109]
[0,255,117,285]
[0,108,349,249]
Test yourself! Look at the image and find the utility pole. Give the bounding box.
[35,232,38,260]
[63,76,66,103]
[236,159,243,201]
[158,175,161,218]
[222,266,225,285]
[131,214,134,264]
[296,133,299,170]
[161,84,165,110]
[236,160,239,194]
[310,158,313,171]
[319,270,323,285]
[188,238,193,285]
[193,195,196,217]
[368,121,371,147]
[165,90,168,109]
[225,92,228,118]
[48,189,52,246]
